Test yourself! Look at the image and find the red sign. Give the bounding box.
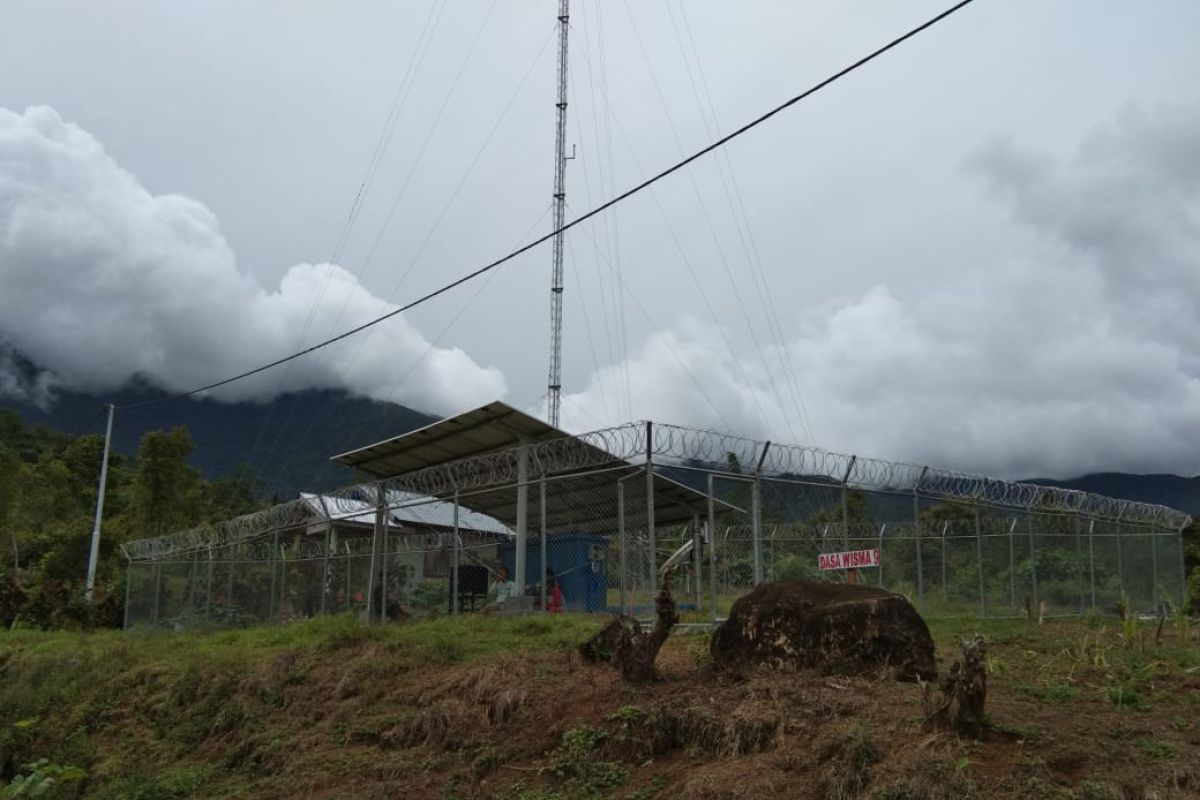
[818,548,880,571]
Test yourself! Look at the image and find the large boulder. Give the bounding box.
[710,579,936,681]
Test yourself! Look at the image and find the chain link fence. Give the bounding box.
[122,423,1190,629]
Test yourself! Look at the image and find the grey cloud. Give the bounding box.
[0,106,506,412]
[562,103,1200,478]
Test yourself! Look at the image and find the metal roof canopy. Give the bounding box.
[456,466,737,529]
[330,401,598,478]
[330,402,728,526]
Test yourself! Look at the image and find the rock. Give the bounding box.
[710,579,937,681]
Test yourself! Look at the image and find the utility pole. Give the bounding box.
[546,0,571,427]
[86,403,115,602]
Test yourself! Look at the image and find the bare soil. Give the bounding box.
[203,624,1199,798]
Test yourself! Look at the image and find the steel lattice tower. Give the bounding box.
[546,0,570,427]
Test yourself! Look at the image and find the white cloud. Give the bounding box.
[0,106,506,412]
[562,102,1200,478]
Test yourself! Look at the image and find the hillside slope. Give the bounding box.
[1,615,1197,799]
[3,387,436,498]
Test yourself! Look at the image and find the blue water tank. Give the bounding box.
[498,532,607,612]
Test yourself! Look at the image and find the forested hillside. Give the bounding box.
[0,409,264,629]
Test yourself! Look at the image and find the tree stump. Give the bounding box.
[579,586,678,683]
[922,634,987,738]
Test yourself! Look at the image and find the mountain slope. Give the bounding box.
[3,386,437,498]
[1027,473,1200,516]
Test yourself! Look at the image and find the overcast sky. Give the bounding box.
[1,1,1198,478]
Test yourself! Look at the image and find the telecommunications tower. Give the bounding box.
[546,0,570,426]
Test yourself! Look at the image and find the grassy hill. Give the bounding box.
[1,614,1197,799]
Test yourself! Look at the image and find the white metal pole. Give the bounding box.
[516,440,529,593]
[452,491,461,615]
[85,403,115,602]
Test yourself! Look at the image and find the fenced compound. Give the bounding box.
[122,418,1192,629]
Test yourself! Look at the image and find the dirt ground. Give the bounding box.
[232,620,1198,799]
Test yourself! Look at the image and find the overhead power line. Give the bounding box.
[118,0,978,411]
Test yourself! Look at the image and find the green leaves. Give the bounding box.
[1,758,87,798]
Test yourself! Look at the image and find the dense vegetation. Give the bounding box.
[0,409,261,629]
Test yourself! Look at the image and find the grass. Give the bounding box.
[1,610,1197,799]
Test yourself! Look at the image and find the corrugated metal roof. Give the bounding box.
[299,491,512,536]
[329,401,609,478]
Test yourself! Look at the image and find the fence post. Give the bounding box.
[751,478,763,586]
[540,476,548,614]
[975,507,986,618]
[278,535,289,622]
[1027,515,1038,611]
[152,562,161,625]
[707,473,717,625]
[840,458,856,581]
[226,549,235,612]
[877,524,886,587]
[913,467,928,601]
[646,422,657,600]
[268,530,279,623]
[617,481,628,614]
[344,541,351,611]
[1116,511,1125,597]
[122,557,133,630]
[205,546,214,619]
[941,521,948,602]
[1074,513,1084,615]
[1179,521,1189,609]
[1008,518,1017,609]
[380,494,390,622]
[1150,524,1160,616]
[692,511,702,610]
[516,438,530,596]
[1088,518,1096,611]
[452,491,461,615]
[186,550,199,612]
[752,442,771,587]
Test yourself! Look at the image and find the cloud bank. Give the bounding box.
[0,106,505,411]
[2,103,1197,478]
[561,102,1200,478]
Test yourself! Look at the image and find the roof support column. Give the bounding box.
[515,437,531,595]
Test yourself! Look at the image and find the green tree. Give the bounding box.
[202,464,262,522]
[129,427,202,538]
